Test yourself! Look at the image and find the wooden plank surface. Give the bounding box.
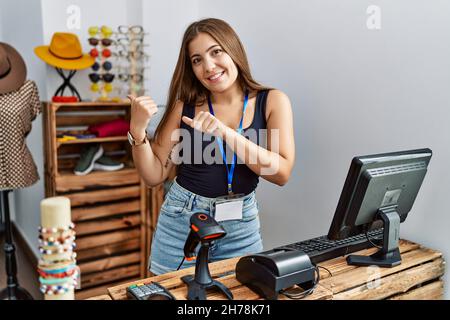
[66,185,140,207]
[72,199,140,222]
[55,168,139,192]
[76,238,140,261]
[75,276,139,300]
[85,294,112,300]
[81,264,140,289]
[75,214,141,236]
[389,280,444,300]
[107,240,445,301]
[319,246,443,295]
[332,258,445,300]
[79,251,141,274]
[76,228,140,251]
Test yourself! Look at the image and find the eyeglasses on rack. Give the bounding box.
[91,61,113,72]
[88,25,113,38]
[89,48,112,58]
[89,73,115,83]
[88,37,115,47]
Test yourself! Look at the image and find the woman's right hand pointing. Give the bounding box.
[128,95,158,140]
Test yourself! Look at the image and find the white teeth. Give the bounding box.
[209,72,224,80]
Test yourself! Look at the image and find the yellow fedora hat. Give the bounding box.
[34,32,94,70]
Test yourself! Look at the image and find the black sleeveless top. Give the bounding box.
[176,90,270,198]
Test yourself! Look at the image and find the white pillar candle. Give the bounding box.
[40,197,71,228]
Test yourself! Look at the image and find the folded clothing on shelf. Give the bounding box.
[88,118,130,138]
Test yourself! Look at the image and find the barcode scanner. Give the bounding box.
[183,213,226,260]
[181,213,233,300]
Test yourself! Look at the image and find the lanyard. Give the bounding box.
[208,90,249,194]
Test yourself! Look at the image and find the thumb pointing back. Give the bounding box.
[182,116,193,127]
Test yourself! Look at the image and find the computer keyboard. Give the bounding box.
[274,228,384,264]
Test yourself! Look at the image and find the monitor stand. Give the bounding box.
[347,207,402,267]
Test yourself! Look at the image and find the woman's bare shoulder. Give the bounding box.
[265,89,292,118]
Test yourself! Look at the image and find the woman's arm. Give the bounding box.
[182,90,295,186]
[129,96,182,187]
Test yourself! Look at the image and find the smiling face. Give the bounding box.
[188,32,239,94]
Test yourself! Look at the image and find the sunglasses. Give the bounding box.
[89,73,115,83]
[90,48,112,58]
[92,61,113,71]
[113,50,149,60]
[88,37,114,47]
[118,25,146,35]
[90,83,113,93]
[118,73,144,82]
[115,38,148,51]
[88,25,113,38]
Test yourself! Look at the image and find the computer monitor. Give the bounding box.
[327,148,432,267]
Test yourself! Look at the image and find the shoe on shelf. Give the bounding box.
[93,156,125,172]
[74,144,104,176]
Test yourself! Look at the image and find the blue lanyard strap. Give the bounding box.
[208,90,249,194]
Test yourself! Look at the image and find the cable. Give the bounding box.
[280,264,320,300]
[365,230,382,249]
[318,265,332,277]
[176,257,185,271]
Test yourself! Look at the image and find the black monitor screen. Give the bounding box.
[327,148,432,240]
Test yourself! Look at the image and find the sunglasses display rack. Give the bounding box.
[112,25,149,99]
[87,25,118,102]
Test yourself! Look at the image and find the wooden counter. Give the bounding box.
[101,239,444,300]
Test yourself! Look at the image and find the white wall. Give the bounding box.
[142,0,199,104]
[0,0,48,254]
[198,0,450,298]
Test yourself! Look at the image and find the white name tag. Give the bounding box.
[215,199,243,222]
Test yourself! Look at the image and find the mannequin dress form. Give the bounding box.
[0,80,41,300]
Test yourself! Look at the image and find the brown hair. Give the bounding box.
[154,18,271,141]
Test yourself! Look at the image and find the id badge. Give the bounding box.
[214,193,245,222]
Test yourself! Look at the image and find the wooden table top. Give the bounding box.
[105,239,444,300]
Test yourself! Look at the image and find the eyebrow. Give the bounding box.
[190,44,221,59]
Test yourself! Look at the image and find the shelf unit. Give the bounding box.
[42,101,153,299]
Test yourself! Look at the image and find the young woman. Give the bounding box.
[128,18,295,275]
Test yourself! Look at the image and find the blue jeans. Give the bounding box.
[149,179,263,275]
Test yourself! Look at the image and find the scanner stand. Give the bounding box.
[181,242,233,300]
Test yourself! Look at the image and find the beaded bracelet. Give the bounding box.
[40,282,77,295]
[38,269,77,279]
[39,272,78,285]
[39,235,76,246]
[39,252,77,265]
[39,242,77,254]
[39,242,76,255]
[38,264,76,274]
[38,223,75,234]
[38,265,78,278]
